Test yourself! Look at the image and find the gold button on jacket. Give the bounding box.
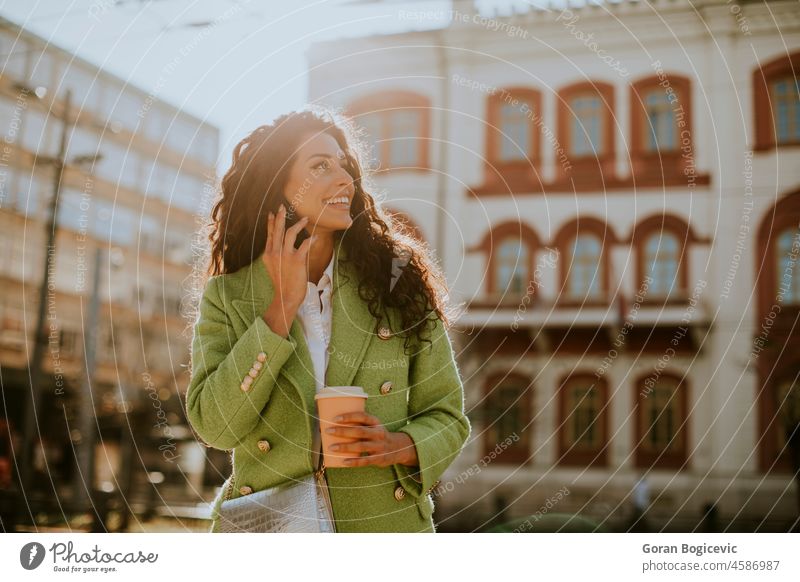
[394,486,406,501]
[239,485,253,496]
[379,381,393,395]
[257,439,271,453]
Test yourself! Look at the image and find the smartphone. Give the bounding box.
[281,201,311,250]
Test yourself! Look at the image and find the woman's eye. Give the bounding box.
[314,160,331,171]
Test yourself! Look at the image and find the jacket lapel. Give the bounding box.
[229,242,376,418]
[326,244,376,389]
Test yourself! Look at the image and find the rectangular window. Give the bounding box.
[772,78,800,143]
[58,188,90,233]
[387,110,420,167]
[567,382,600,449]
[498,103,529,161]
[66,125,101,165]
[119,149,141,191]
[645,91,676,152]
[640,381,683,454]
[568,235,602,299]
[139,213,162,256]
[1,33,29,80]
[570,96,602,157]
[483,380,529,463]
[21,109,53,156]
[27,49,53,92]
[59,328,81,357]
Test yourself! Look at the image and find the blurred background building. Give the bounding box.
[0,14,224,530]
[307,0,800,532]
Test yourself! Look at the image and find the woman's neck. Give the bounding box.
[307,231,335,284]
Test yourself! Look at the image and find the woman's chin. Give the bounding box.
[320,211,353,230]
[311,216,353,233]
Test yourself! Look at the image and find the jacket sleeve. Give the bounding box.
[186,276,298,450]
[392,314,471,498]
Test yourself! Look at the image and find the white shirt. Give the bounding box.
[294,254,337,532]
[295,254,335,394]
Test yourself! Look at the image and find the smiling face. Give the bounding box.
[283,131,355,235]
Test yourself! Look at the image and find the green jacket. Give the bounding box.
[186,243,471,532]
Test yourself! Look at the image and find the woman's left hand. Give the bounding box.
[325,412,419,468]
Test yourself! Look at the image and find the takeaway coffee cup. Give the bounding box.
[315,386,369,468]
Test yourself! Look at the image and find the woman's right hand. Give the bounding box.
[262,205,314,316]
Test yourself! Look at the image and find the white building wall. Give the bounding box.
[307,0,800,530]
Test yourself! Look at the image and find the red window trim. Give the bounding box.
[753,51,800,152]
[630,73,695,186]
[467,221,540,303]
[633,371,689,470]
[755,189,800,473]
[345,91,431,171]
[481,87,542,192]
[553,217,616,307]
[557,372,608,468]
[471,79,710,196]
[482,371,532,464]
[628,213,699,303]
[556,80,616,183]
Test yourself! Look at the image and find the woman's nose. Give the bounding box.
[335,165,353,188]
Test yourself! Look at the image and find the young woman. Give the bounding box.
[187,106,470,533]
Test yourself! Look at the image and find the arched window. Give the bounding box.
[495,237,529,296]
[346,91,430,169]
[483,373,531,464]
[558,374,608,467]
[568,234,603,300]
[756,190,800,472]
[754,51,800,150]
[776,228,800,304]
[644,231,680,297]
[635,374,688,469]
[470,222,540,304]
[630,214,696,301]
[554,218,613,305]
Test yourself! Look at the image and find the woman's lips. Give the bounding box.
[326,202,350,211]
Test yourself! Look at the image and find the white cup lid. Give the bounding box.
[314,385,368,399]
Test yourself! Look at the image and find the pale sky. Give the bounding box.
[0,0,555,175]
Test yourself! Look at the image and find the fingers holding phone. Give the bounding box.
[282,202,312,250]
[263,204,315,310]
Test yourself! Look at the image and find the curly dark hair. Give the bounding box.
[203,105,454,353]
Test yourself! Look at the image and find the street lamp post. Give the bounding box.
[18,88,74,512]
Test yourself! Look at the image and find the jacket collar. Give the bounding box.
[230,241,376,416]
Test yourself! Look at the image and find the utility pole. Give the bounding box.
[18,88,72,511]
[75,247,102,516]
